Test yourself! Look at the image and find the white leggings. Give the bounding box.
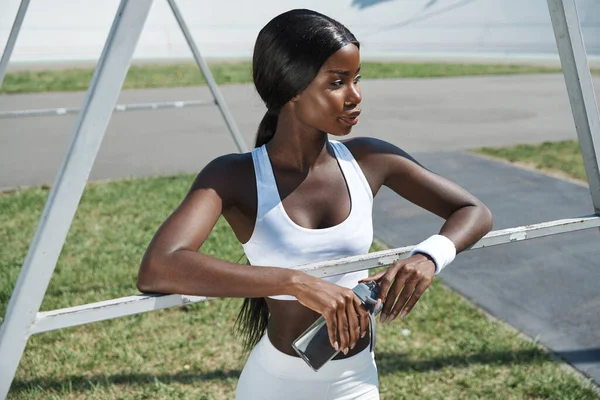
[236,334,379,400]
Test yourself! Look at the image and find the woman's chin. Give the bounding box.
[328,127,354,137]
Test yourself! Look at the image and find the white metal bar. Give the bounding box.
[30,294,214,335]
[547,0,600,213]
[295,215,600,276]
[28,215,600,335]
[0,0,30,88]
[0,99,214,119]
[0,0,154,396]
[166,0,248,153]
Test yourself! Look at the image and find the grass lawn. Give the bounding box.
[2,61,599,94]
[1,152,598,398]
[471,140,588,183]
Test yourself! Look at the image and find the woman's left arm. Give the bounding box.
[353,138,493,324]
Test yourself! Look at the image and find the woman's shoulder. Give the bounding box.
[204,151,253,171]
[339,137,415,162]
[338,137,425,188]
[190,151,255,205]
[195,151,253,180]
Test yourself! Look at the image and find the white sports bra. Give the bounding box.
[241,139,374,300]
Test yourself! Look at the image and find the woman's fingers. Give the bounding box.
[323,308,339,351]
[345,296,360,350]
[380,268,407,322]
[336,299,350,353]
[355,296,370,340]
[297,283,371,352]
[375,259,435,323]
[389,280,417,322]
[396,280,430,320]
[358,268,386,283]
[374,264,400,306]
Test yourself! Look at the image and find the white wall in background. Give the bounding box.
[1,0,599,63]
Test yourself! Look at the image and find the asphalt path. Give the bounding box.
[374,154,600,387]
[2,74,600,387]
[2,74,597,190]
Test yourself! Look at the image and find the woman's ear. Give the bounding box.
[290,89,305,103]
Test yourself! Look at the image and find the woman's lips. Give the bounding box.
[339,111,361,126]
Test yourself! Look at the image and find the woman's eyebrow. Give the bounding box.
[326,66,361,76]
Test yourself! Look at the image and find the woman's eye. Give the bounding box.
[354,75,362,83]
[330,80,343,87]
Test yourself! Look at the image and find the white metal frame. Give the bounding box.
[0,0,247,153]
[0,0,29,88]
[0,0,155,395]
[24,215,600,336]
[547,0,600,212]
[0,0,599,397]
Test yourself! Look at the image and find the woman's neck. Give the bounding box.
[266,115,330,173]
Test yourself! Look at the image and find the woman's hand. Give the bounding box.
[291,275,371,354]
[359,253,435,324]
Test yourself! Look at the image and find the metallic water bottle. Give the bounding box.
[291,281,383,371]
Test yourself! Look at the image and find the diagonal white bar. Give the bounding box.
[28,215,600,336]
[547,0,600,213]
[0,0,154,397]
[166,0,248,153]
[0,0,30,88]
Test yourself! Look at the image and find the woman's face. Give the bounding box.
[292,44,362,136]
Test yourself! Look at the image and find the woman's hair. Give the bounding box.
[235,9,359,352]
[252,9,360,148]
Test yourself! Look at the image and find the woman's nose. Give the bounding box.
[349,84,362,104]
[348,84,362,105]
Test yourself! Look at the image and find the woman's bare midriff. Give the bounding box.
[265,298,370,359]
[222,152,371,359]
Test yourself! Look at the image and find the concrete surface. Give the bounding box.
[2,74,598,190]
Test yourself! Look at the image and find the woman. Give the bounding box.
[137,9,492,399]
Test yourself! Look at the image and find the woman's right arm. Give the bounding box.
[137,154,304,298]
[137,154,370,352]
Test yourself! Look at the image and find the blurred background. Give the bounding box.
[2,0,599,65]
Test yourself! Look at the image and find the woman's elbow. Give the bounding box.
[479,202,493,234]
[136,274,154,294]
[137,253,163,293]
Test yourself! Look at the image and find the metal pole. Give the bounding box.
[0,0,30,88]
[0,0,154,396]
[546,0,600,213]
[166,0,248,153]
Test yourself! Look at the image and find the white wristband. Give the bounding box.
[409,234,456,275]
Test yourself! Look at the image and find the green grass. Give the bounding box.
[1,172,598,399]
[472,140,587,182]
[3,61,599,94]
